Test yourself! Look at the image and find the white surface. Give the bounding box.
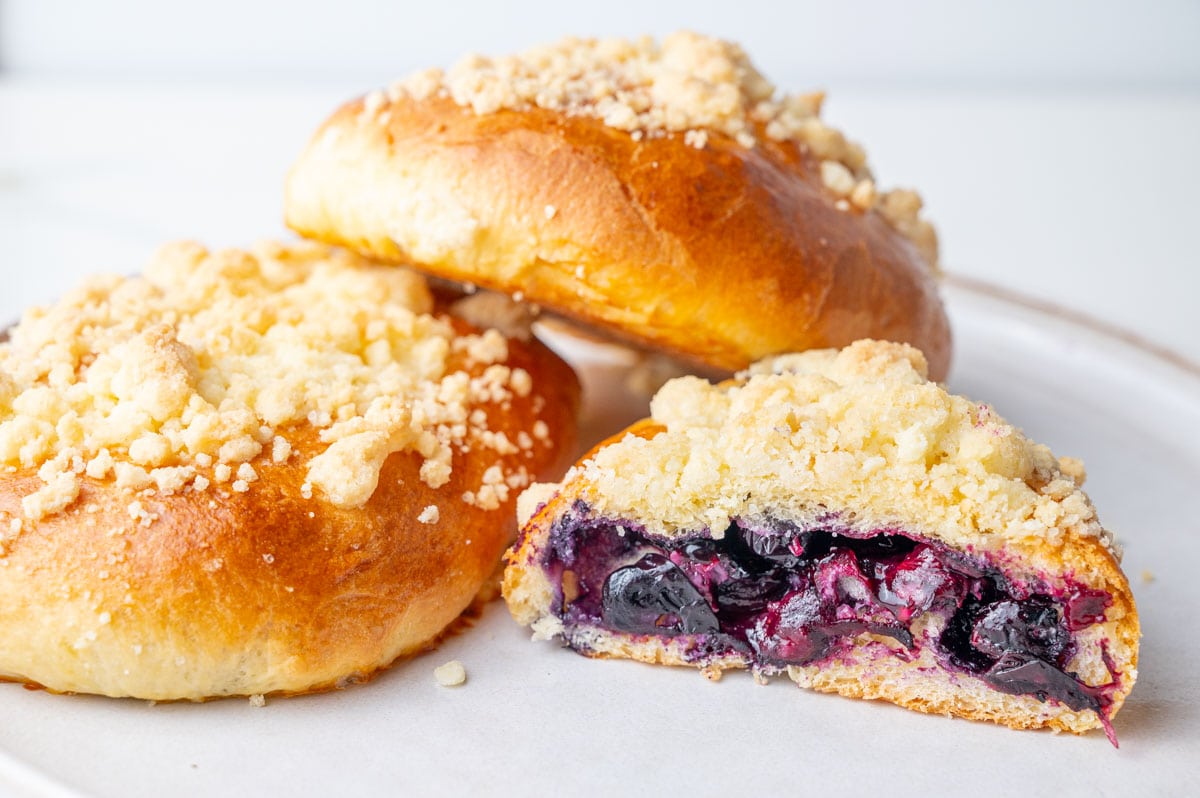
[1,79,1198,365]
[4,1,1199,88]
[0,281,1198,797]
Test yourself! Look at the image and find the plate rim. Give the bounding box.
[944,272,1200,381]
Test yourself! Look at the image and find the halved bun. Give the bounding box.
[503,340,1137,740]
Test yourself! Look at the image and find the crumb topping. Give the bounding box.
[382,32,937,265]
[433,659,467,686]
[0,241,539,522]
[567,340,1109,555]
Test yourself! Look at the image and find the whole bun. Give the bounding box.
[0,241,578,700]
[285,32,951,379]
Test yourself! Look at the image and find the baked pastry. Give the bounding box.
[285,32,952,380]
[0,241,578,700]
[503,340,1137,742]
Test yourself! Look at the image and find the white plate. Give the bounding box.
[2,280,1198,797]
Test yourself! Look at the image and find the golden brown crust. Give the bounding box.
[285,93,952,379]
[0,319,579,700]
[502,344,1138,736]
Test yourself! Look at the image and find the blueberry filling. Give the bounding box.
[545,515,1115,717]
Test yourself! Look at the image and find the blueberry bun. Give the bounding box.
[503,340,1137,741]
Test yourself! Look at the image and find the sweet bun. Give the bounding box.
[0,241,578,700]
[503,340,1137,741]
[285,32,952,380]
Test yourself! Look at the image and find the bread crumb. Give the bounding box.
[684,129,708,149]
[819,161,855,196]
[529,614,563,641]
[1141,569,1155,584]
[249,694,267,707]
[418,505,440,524]
[434,660,467,687]
[543,204,557,220]
[20,471,79,520]
[850,179,877,210]
[271,436,291,464]
[85,449,114,479]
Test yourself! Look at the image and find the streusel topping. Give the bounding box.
[566,340,1109,555]
[381,32,937,266]
[0,241,539,523]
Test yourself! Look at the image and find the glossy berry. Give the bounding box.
[984,653,1101,713]
[601,554,720,635]
[970,596,1069,664]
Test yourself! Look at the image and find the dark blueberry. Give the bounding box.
[844,533,917,562]
[734,526,803,569]
[730,524,833,569]
[970,596,1069,664]
[940,597,995,672]
[822,619,914,649]
[601,554,720,635]
[790,529,833,560]
[1065,589,1110,631]
[867,622,914,649]
[984,653,1102,713]
[713,569,790,617]
[675,538,721,561]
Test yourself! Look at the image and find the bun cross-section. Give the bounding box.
[503,340,1137,742]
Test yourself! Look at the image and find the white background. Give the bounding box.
[2,0,1199,364]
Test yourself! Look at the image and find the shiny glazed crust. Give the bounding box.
[503,342,1138,736]
[0,321,579,700]
[284,94,952,379]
